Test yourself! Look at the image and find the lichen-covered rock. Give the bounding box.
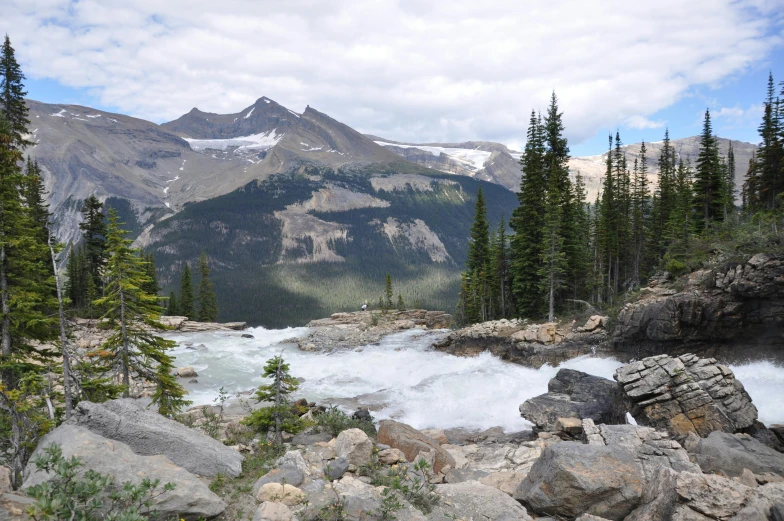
[520,369,626,431]
[255,483,305,506]
[614,353,757,439]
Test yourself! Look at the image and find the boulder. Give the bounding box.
[478,471,527,496]
[255,483,305,506]
[378,448,407,465]
[581,315,607,332]
[576,515,613,521]
[519,369,626,431]
[253,501,296,521]
[23,425,225,520]
[690,431,784,478]
[175,366,199,377]
[517,442,645,520]
[0,466,10,493]
[430,482,534,521]
[377,420,456,474]
[324,457,349,480]
[252,465,305,496]
[333,428,373,467]
[420,429,448,445]
[73,399,243,477]
[614,353,758,439]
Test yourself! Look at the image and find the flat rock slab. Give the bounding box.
[23,425,225,520]
[430,481,534,521]
[692,431,784,478]
[74,398,243,477]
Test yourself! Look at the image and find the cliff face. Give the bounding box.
[612,253,784,362]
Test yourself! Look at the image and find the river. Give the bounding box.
[167,327,784,432]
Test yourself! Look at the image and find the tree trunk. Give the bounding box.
[120,285,130,397]
[274,362,282,445]
[48,230,73,418]
[1,245,11,389]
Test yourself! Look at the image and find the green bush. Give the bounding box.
[25,444,174,521]
[242,406,306,436]
[315,406,376,437]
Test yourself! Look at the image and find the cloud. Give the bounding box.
[4,0,783,146]
[625,116,666,130]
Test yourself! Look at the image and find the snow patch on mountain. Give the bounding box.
[183,129,283,151]
[244,107,255,119]
[374,141,491,171]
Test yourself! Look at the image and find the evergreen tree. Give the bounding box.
[651,129,677,261]
[141,252,159,297]
[0,36,32,150]
[538,169,567,322]
[742,152,760,211]
[630,142,650,287]
[179,263,194,320]
[693,109,723,229]
[510,111,547,317]
[466,187,490,274]
[396,294,405,311]
[754,72,783,211]
[566,172,590,301]
[94,210,189,415]
[167,291,179,316]
[243,355,300,445]
[384,273,393,310]
[79,196,107,295]
[197,251,218,322]
[724,141,737,220]
[23,158,49,243]
[665,160,695,259]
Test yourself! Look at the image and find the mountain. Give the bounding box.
[371,136,757,201]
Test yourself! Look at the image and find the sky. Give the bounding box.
[5,0,784,156]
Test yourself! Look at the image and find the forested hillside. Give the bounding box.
[140,166,517,327]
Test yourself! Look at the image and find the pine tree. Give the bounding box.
[467,187,490,274]
[755,72,783,211]
[651,129,677,261]
[693,109,723,229]
[538,169,567,322]
[742,152,760,211]
[94,210,189,415]
[179,263,194,320]
[141,252,159,297]
[0,36,32,150]
[630,142,650,287]
[396,294,405,311]
[243,355,300,445]
[510,111,547,318]
[197,251,218,322]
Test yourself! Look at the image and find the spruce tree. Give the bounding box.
[243,355,300,445]
[384,273,393,310]
[630,143,650,287]
[467,187,490,274]
[396,294,405,311]
[510,111,547,318]
[94,209,189,415]
[79,196,107,295]
[651,129,677,260]
[197,251,218,322]
[693,109,723,229]
[141,252,159,297]
[179,263,194,320]
[538,169,567,322]
[167,291,179,316]
[755,72,783,211]
[0,36,32,150]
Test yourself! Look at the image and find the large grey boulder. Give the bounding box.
[519,369,626,431]
[429,481,534,521]
[23,425,225,520]
[517,442,645,520]
[614,353,757,439]
[74,399,243,477]
[691,431,784,478]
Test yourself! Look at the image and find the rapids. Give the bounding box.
[166,327,784,432]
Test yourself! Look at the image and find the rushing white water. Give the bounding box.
[167,327,784,432]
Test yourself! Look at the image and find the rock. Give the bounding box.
[517,441,645,520]
[614,353,758,439]
[420,429,448,445]
[674,471,752,519]
[576,515,613,521]
[276,451,310,477]
[377,420,456,474]
[738,468,759,488]
[291,432,333,445]
[555,417,584,436]
[0,466,10,493]
[73,399,243,477]
[333,428,373,467]
[581,315,608,332]
[252,465,306,496]
[772,503,784,521]
[378,448,407,464]
[175,366,199,377]
[478,471,527,496]
[520,369,626,431]
[324,457,349,480]
[252,501,295,521]
[352,408,371,421]
[430,482,534,521]
[23,425,225,519]
[241,333,255,338]
[690,431,784,478]
[255,483,305,506]
[743,420,784,452]
[444,468,489,483]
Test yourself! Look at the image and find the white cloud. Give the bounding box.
[4,0,783,145]
[625,116,666,130]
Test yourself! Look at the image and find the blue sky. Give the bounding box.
[8,0,784,156]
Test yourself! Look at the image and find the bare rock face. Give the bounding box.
[614,353,757,439]
[689,431,784,478]
[519,369,627,431]
[613,253,784,360]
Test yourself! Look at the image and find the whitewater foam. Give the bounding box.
[167,327,784,432]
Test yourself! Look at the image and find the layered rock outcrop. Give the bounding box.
[433,316,611,368]
[613,253,784,360]
[614,353,757,439]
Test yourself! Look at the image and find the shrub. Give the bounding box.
[315,406,376,437]
[25,444,174,521]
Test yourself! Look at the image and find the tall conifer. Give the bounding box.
[197,251,218,322]
[179,263,194,320]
